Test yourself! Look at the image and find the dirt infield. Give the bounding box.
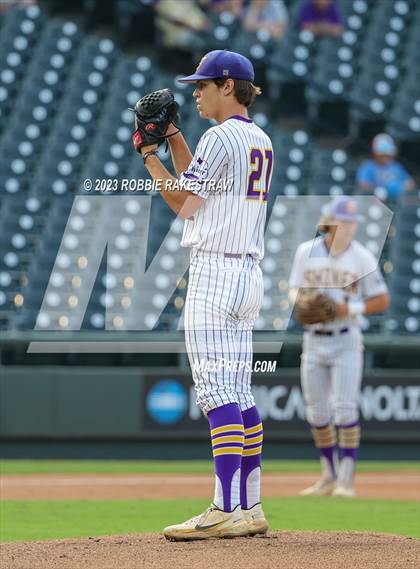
[1,471,419,500]
[2,531,420,569]
[2,471,419,568]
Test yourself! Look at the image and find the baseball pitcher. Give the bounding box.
[132,50,273,538]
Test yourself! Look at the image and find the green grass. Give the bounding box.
[1,498,419,542]
[1,459,419,475]
[1,461,418,542]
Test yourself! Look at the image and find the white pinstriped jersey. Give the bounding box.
[179,116,273,261]
[289,237,388,330]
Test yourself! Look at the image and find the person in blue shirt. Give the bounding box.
[356,134,415,201]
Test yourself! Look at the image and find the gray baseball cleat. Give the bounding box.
[299,477,336,496]
[333,483,356,498]
[163,504,249,541]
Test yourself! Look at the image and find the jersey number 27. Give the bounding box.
[247,148,273,202]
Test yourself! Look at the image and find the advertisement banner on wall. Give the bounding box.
[142,371,420,440]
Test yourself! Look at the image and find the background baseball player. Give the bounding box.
[289,197,390,498]
[132,50,273,539]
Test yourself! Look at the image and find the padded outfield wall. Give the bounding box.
[0,347,418,460]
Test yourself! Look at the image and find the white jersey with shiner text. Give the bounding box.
[289,236,388,329]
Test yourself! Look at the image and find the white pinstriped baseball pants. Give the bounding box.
[185,250,264,415]
[300,328,364,426]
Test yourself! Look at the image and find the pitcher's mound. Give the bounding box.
[2,531,419,569]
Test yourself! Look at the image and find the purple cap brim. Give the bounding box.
[178,73,215,83]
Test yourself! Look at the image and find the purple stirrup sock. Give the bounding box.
[240,406,263,510]
[338,420,360,461]
[339,447,358,460]
[311,423,337,480]
[320,446,337,478]
[336,420,360,486]
[208,403,244,512]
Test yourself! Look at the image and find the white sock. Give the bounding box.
[213,475,223,510]
[338,457,355,486]
[245,467,261,509]
[230,468,241,510]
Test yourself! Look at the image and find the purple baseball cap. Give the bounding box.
[178,50,255,83]
[322,197,364,221]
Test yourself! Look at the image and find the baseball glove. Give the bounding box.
[294,289,338,325]
[131,88,180,153]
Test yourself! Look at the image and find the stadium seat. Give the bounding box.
[267,28,316,98]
